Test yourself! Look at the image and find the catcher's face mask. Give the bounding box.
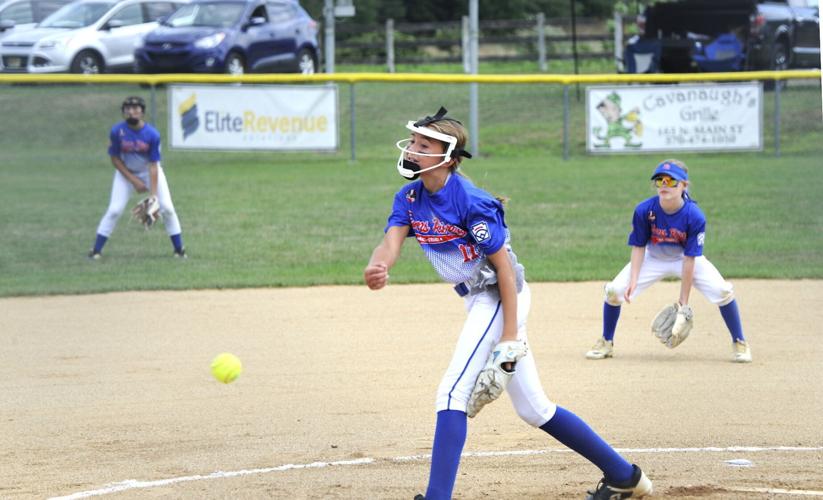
[396,107,471,180]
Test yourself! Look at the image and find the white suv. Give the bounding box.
[0,0,185,73]
[0,0,73,41]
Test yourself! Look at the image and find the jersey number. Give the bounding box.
[459,244,480,263]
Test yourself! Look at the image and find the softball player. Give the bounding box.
[586,159,751,363]
[88,96,186,259]
[364,108,652,500]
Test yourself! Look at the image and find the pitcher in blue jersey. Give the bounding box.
[586,159,751,363]
[364,107,652,500]
[88,96,186,260]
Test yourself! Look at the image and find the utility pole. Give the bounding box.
[469,0,479,155]
[323,0,334,73]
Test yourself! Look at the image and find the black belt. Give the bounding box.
[454,282,470,297]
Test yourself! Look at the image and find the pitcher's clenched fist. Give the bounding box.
[364,262,389,290]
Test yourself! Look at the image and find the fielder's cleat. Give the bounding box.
[413,496,426,500]
[87,250,102,260]
[732,340,752,363]
[585,337,614,360]
[586,464,652,499]
[173,248,187,259]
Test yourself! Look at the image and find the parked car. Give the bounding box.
[0,0,186,73]
[0,0,73,41]
[624,0,820,74]
[134,0,317,74]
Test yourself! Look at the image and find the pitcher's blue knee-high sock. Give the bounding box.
[425,410,467,500]
[603,303,621,341]
[540,406,634,484]
[93,234,108,253]
[719,300,745,342]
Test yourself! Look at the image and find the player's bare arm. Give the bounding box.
[364,225,408,290]
[624,245,646,303]
[110,156,147,193]
[487,247,518,343]
[679,255,695,305]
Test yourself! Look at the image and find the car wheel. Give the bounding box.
[225,52,245,75]
[296,48,316,74]
[70,50,103,74]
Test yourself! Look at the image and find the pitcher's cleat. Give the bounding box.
[732,340,752,363]
[585,337,614,360]
[586,464,652,499]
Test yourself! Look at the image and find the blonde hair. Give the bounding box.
[660,158,689,175]
[424,116,511,205]
[422,118,469,172]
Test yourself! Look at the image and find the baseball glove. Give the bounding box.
[466,339,528,418]
[651,302,694,348]
[131,195,160,229]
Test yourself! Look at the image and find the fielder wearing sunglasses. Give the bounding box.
[585,158,752,364]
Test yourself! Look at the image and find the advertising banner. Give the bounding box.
[586,83,762,153]
[169,84,338,151]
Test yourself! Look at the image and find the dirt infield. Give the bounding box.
[1,280,822,499]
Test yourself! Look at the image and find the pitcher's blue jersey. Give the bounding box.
[628,195,706,260]
[108,122,161,174]
[386,174,510,284]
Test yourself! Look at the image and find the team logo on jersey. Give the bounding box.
[647,211,656,222]
[697,232,705,246]
[471,221,490,243]
[406,188,416,203]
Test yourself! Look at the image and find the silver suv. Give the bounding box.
[0,0,73,41]
[0,0,185,73]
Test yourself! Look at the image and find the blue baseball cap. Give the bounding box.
[651,160,688,181]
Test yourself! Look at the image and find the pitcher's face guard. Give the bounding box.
[396,107,471,180]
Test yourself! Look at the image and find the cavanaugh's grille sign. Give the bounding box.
[169,85,338,151]
[586,83,762,153]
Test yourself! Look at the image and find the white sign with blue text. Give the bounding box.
[169,84,338,151]
[586,83,762,153]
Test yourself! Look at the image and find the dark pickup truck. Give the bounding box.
[624,0,820,74]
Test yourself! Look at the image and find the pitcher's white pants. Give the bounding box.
[96,166,182,237]
[605,252,734,306]
[436,283,558,427]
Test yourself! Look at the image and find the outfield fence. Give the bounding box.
[1,70,820,160]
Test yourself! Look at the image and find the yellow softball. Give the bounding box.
[210,353,242,384]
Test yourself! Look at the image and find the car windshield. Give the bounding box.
[39,2,113,28]
[165,2,246,28]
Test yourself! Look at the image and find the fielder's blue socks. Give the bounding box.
[603,303,621,341]
[719,300,745,342]
[540,406,634,485]
[425,410,467,500]
[170,233,184,253]
[93,234,108,254]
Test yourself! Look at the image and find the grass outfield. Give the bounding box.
[1,81,821,296]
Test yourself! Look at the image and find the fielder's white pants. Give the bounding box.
[605,252,734,306]
[96,165,182,237]
[436,282,558,427]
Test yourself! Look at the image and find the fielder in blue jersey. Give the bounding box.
[88,96,186,259]
[586,159,751,363]
[364,107,652,500]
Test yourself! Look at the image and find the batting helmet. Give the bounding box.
[121,96,146,113]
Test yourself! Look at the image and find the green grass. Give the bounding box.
[1,81,821,296]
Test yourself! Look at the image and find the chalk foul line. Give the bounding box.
[50,446,823,499]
